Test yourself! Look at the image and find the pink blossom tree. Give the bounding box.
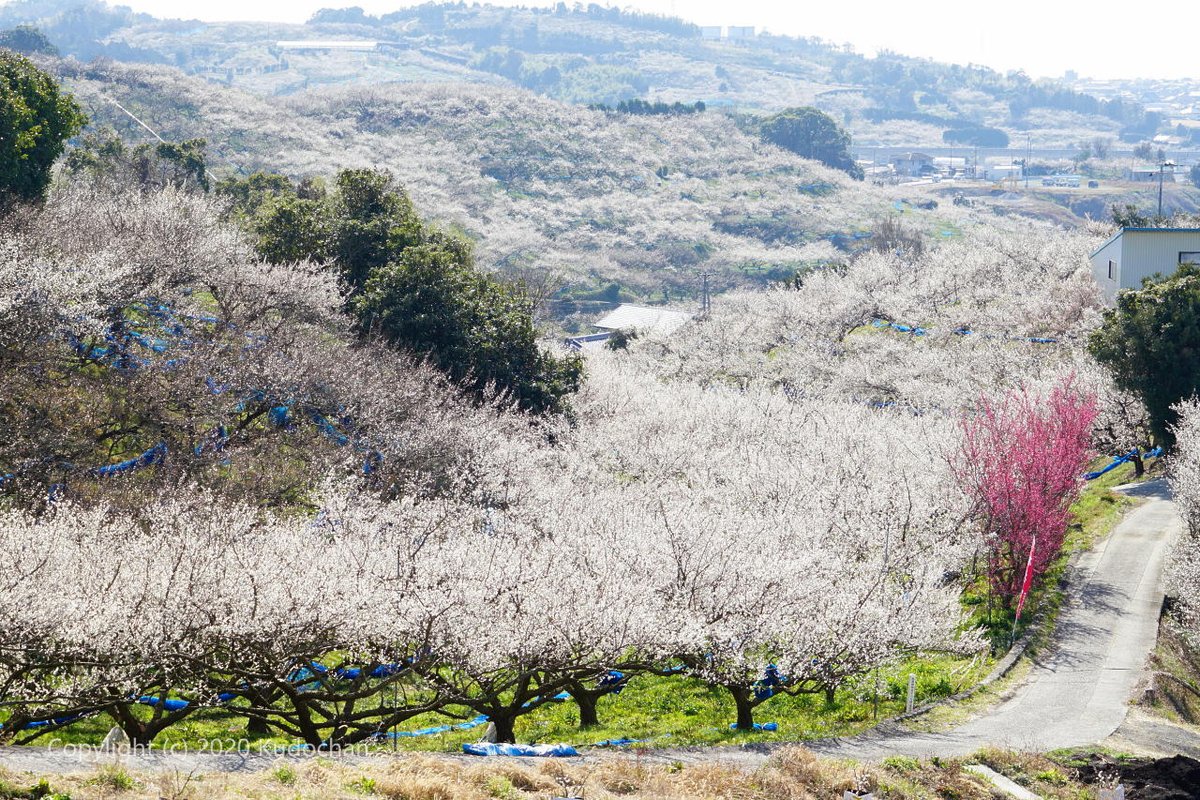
[957,378,1097,612]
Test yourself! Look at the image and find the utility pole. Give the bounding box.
[1158,160,1177,220]
[700,272,710,317]
[1025,134,1031,191]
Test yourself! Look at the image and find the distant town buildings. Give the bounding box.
[698,26,757,42]
[890,152,934,178]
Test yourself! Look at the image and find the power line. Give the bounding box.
[103,95,167,144]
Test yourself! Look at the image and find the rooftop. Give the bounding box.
[593,304,694,335]
[276,40,381,50]
[1090,227,1200,257]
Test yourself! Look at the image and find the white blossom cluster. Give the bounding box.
[628,222,1145,449]
[1167,401,1200,647]
[0,178,985,740]
[0,181,525,506]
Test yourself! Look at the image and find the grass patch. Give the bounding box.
[17,653,987,755]
[1142,608,1200,726]
[86,765,136,792]
[0,777,67,800]
[0,748,1105,800]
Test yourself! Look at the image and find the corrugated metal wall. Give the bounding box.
[1121,231,1200,290]
[1092,238,1123,304]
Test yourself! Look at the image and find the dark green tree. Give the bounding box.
[1110,203,1150,228]
[66,128,210,192]
[214,170,295,218]
[759,107,863,180]
[235,168,583,414]
[0,50,86,204]
[1089,264,1200,447]
[356,244,583,413]
[0,25,58,55]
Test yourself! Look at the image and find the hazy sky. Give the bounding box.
[97,1,1195,81]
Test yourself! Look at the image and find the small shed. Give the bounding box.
[1091,227,1200,303]
[985,164,1023,182]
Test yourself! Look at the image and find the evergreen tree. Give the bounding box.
[230,168,583,414]
[1090,265,1200,447]
[759,107,863,180]
[0,51,86,204]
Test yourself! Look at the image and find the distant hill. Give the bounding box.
[9,2,1199,323]
[58,57,910,322]
[0,0,1177,151]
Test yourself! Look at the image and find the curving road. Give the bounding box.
[805,479,1181,760]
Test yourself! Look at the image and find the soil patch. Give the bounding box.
[1072,754,1200,800]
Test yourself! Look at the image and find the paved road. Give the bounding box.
[0,481,1186,773]
[805,479,1181,760]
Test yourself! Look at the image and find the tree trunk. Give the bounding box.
[729,686,755,731]
[245,715,272,736]
[490,714,517,744]
[824,684,837,706]
[1133,453,1145,477]
[573,691,600,728]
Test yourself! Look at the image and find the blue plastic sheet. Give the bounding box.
[462,743,579,757]
[137,696,190,712]
[1083,447,1162,481]
[728,722,778,731]
[268,406,291,428]
[92,443,167,477]
[753,665,787,700]
[598,670,627,695]
[381,715,490,739]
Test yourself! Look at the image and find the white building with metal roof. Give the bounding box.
[1091,227,1200,303]
[593,304,694,335]
[565,304,694,351]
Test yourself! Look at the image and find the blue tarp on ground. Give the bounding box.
[728,721,778,731]
[462,743,579,757]
[381,715,490,739]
